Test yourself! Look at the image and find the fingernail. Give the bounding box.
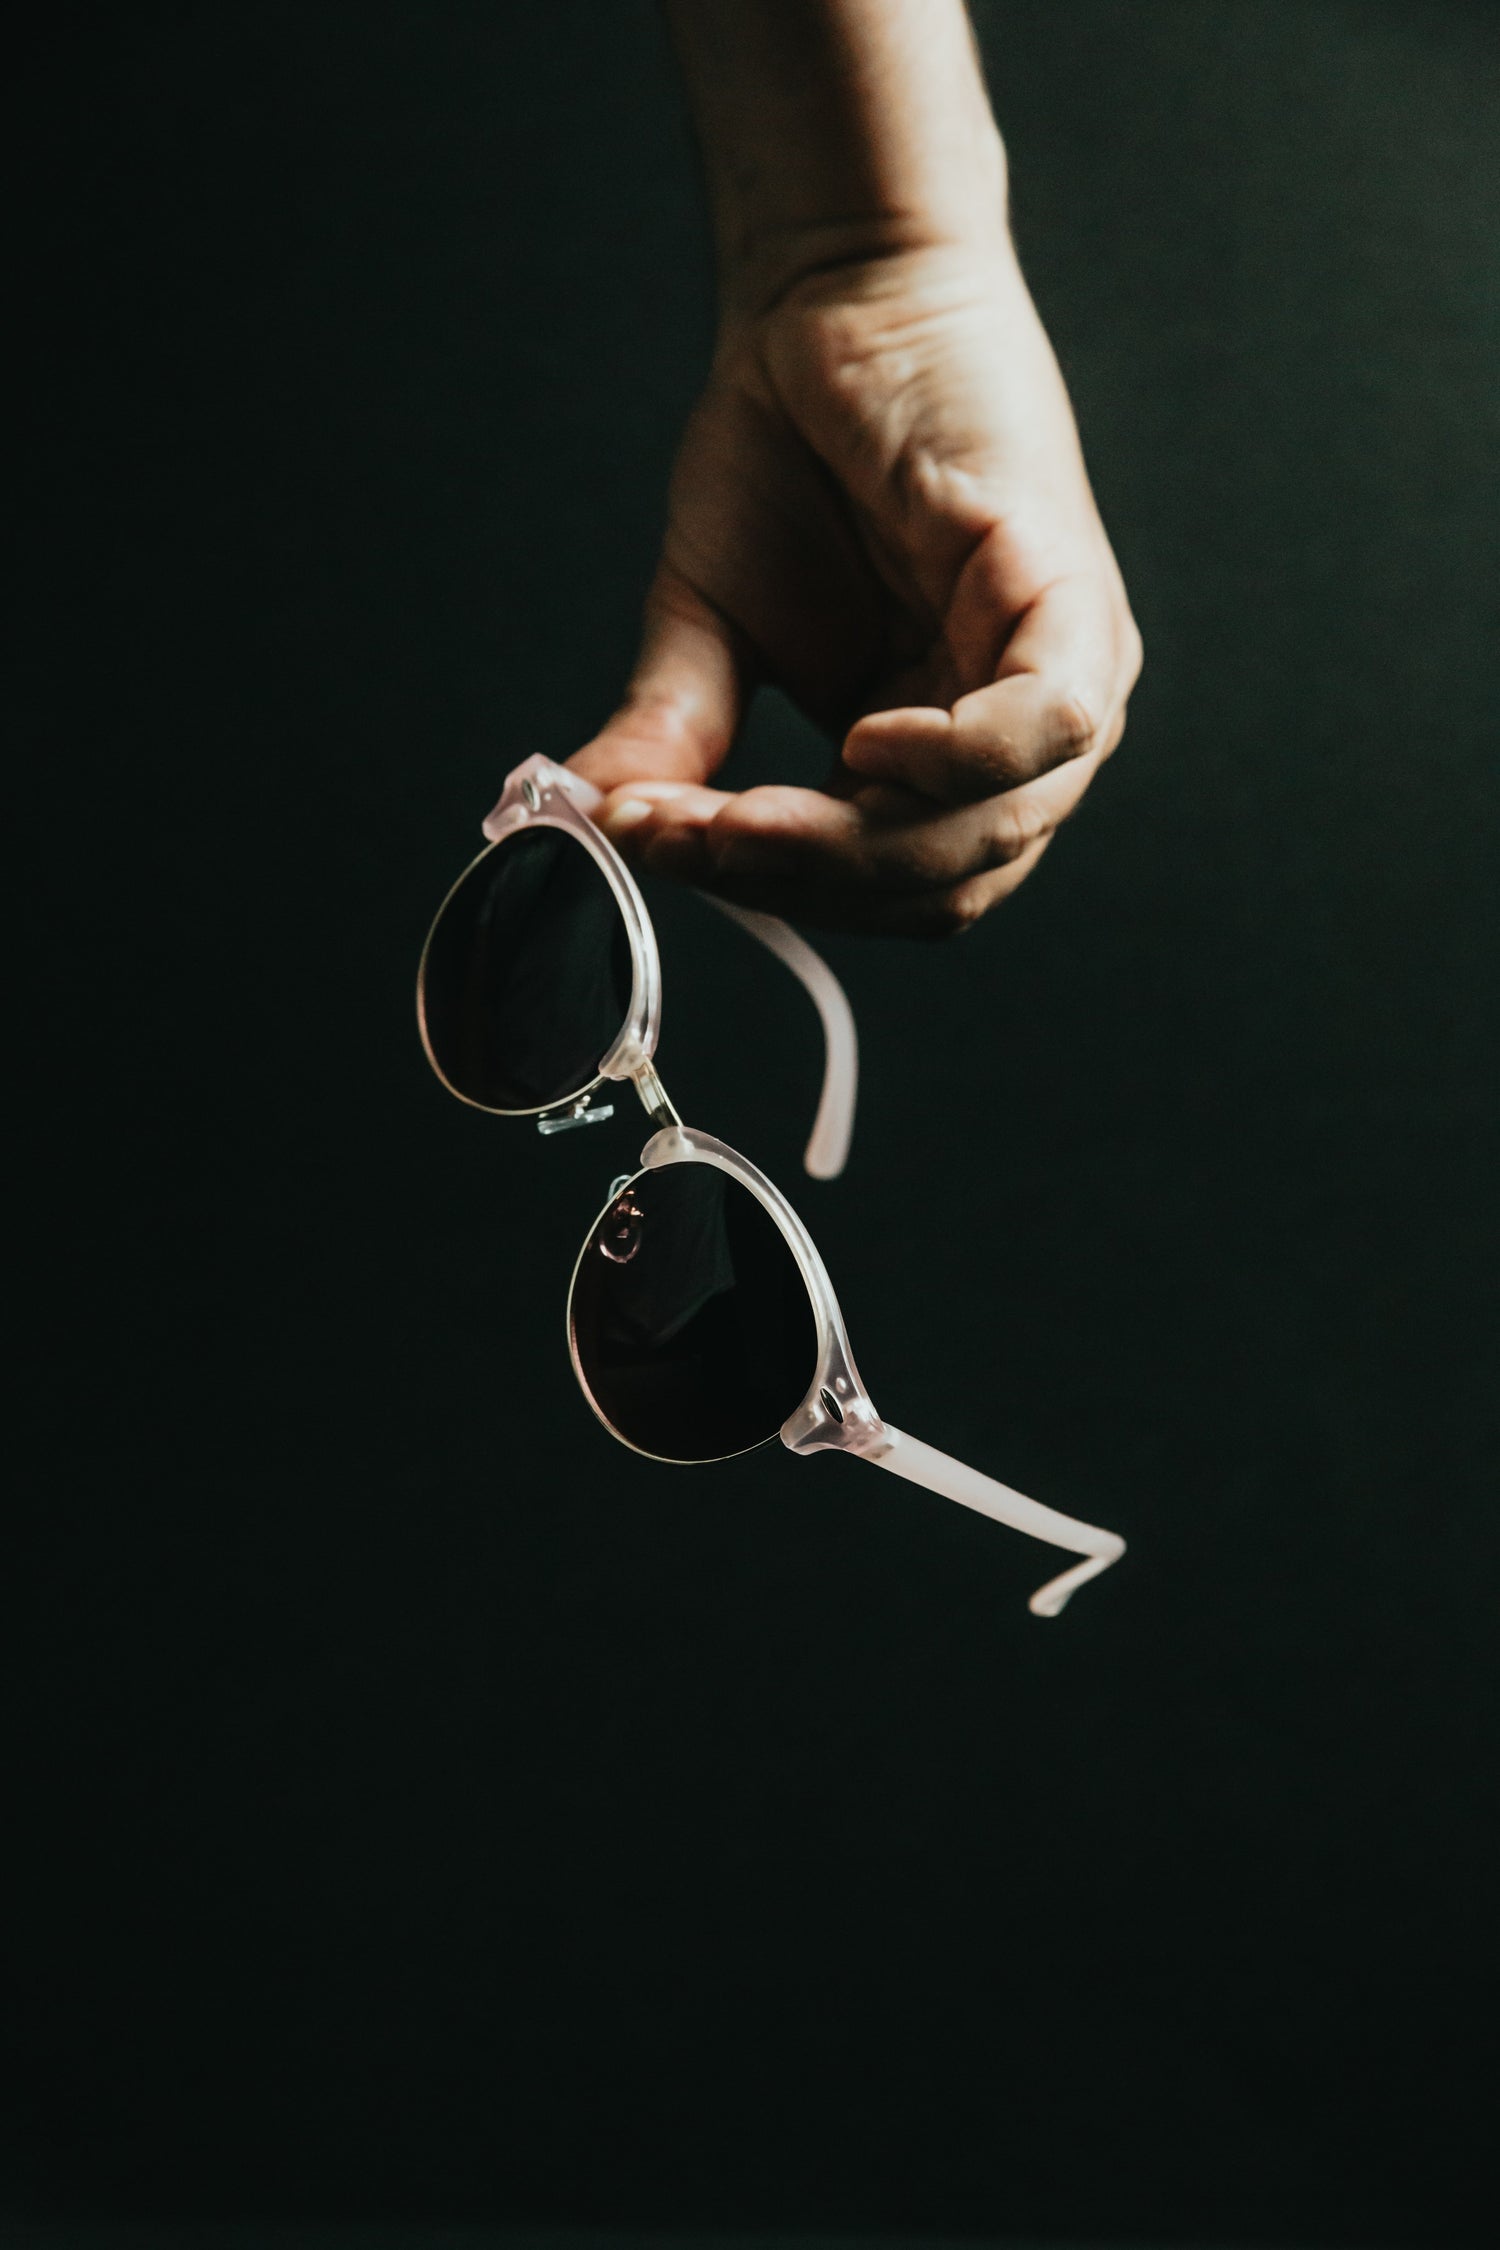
[599,797,655,835]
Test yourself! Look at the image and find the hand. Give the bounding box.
[571,239,1141,936]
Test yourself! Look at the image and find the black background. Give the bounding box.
[8,4,1498,2244]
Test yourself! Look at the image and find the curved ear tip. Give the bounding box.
[1029,1537,1127,1617]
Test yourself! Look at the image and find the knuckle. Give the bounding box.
[988,799,1049,864]
[1047,688,1103,759]
[918,882,991,940]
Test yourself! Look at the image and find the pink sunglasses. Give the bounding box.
[417,755,1125,1616]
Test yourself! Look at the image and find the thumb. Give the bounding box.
[568,566,749,795]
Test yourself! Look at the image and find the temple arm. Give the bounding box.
[865,1427,1125,1616]
[696,895,858,1179]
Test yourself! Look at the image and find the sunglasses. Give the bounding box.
[417,755,1125,1616]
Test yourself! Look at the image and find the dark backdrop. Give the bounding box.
[8,4,1498,2245]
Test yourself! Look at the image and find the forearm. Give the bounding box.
[662,0,1009,310]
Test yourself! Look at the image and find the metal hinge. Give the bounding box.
[536,1094,614,1136]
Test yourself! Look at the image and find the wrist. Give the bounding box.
[666,0,1009,316]
[714,138,1010,318]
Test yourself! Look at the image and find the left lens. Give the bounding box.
[418,826,632,1112]
[569,1163,819,1462]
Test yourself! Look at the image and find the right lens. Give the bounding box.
[569,1162,819,1461]
[418,825,633,1112]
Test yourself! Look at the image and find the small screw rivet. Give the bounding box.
[819,1386,845,1425]
[521,777,540,811]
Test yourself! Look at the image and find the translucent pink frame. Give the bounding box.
[419,754,1125,1616]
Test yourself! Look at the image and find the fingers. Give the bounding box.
[595,777,737,880]
[593,758,1097,936]
[567,565,750,796]
[582,543,1141,937]
[843,566,1136,806]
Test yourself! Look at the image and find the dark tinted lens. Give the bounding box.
[569,1164,819,1461]
[419,827,632,1111]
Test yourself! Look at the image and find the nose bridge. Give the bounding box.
[627,1058,681,1130]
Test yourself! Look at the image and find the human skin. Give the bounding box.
[569,0,1141,937]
